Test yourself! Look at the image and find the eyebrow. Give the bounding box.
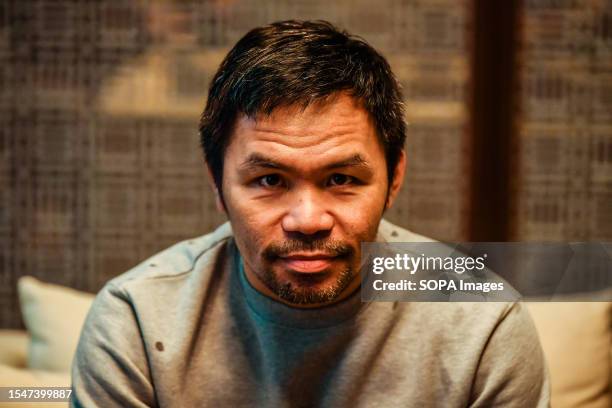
[238,153,372,173]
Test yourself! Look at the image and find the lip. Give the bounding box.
[279,253,336,273]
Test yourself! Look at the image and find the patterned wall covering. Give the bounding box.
[514,0,612,240]
[0,0,471,328]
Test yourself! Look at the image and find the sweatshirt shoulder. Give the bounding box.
[377,219,436,243]
[107,222,233,289]
[399,300,518,332]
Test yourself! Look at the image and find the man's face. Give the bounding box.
[219,93,404,307]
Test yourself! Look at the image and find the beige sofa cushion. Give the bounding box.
[0,329,28,368]
[526,301,611,408]
[17,276,94,373]
[0,364,69,408]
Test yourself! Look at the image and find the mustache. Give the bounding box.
[262,239,354,261]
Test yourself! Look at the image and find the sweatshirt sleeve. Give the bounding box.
[469,302,551,408]
[70,283,157,408]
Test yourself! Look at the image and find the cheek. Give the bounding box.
[332,196,387,244]
[226,196,280,237]
[338,184,388,218]
[222,189,277,257]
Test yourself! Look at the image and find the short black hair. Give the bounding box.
[199,20,406,192]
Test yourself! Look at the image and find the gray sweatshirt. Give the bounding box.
[71,220,550,407]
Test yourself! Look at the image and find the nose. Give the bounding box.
[281,188,334,236]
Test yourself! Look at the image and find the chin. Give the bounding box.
[265,266,354,305]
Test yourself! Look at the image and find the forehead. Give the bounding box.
[226,94,383,166]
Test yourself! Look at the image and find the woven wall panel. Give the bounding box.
[514,0,612,240]
[0,0,471,328]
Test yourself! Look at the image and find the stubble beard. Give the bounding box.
[260,265,354,305]
[258,238,356,305]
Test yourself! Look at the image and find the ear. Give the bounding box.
[385,150,406,210]
[206,165,226,214]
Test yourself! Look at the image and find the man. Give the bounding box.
[71,20,549,407]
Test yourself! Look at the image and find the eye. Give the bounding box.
[258,174,284,188]
[328,173,354,187]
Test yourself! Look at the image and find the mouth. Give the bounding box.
[279,253,337,273]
